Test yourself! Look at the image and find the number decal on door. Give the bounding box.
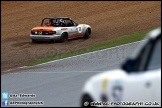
[78,27,82,33]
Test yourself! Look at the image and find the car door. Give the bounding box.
[122,71,152,102]
[146,36,161,103]
[147,69,161,104]
[66,20,78,38]
[121,35,161,102]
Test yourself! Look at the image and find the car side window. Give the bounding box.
[121,40,153,72]
[66,20,74,27]
[122,29,161,73]
[147,36,161,70]
[122,41,152,73]
[133,41,152,71]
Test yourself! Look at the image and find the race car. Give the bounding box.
[80,27,161,107]
[30,17,91,43]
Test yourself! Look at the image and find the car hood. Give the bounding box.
[32,26,57,31]
[82,69,127,101]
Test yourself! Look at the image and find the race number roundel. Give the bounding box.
[77,27,82,33]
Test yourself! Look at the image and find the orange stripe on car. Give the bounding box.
[69,34,84,39]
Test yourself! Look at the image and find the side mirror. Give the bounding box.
[121,59,135,72]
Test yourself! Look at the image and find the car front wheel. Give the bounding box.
[83,29,90,39]
[81,94,95,107]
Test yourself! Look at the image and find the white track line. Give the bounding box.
[6,71,103,74]
[2,40,144,73]
[34,40,144,66]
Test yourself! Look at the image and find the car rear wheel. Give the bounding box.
[59,33,68,43]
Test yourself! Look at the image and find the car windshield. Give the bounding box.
[41,18,67,27]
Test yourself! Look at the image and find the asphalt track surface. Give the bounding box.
[1,41,142,107]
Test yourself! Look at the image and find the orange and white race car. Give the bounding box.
[30,17,92,43]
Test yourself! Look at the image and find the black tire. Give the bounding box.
[83,29,90,39]
[59,33,68,43]
[81,94,95,107]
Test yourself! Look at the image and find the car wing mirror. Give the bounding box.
[121,58,135,73]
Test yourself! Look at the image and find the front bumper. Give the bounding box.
[30,34,61,40]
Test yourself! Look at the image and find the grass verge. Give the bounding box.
[27,30,149,66]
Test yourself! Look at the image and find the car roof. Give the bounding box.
[42,17,71,20]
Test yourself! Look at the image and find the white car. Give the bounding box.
[30,17,91,43]
[80,27,161,107]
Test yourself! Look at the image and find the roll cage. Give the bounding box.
[41,17,79,27]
